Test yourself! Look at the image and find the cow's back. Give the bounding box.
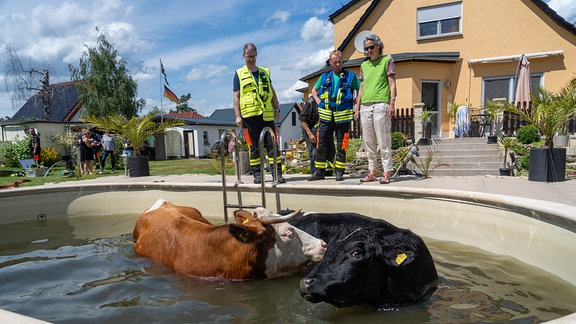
[289,212,399,244]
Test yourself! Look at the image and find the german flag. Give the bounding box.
[164,85,180,104]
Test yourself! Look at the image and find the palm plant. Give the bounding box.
[82,114,184,156]
[503,78,576,148]
[498,135,517,168]
[483,99,505,137]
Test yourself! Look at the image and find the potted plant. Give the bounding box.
[447,102,462,138]
[83,114,184,177]
[503,78,576,182]
[498,135,517,176]
[419,106,433,145]
[483,99,505,144]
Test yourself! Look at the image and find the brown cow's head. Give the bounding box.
[229,209,271,243]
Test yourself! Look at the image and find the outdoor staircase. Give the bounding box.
[413,137,503,176]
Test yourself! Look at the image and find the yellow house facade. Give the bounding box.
[300,0,576,139]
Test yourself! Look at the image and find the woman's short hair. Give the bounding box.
[364,33,384,55]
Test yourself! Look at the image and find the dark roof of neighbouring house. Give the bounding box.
[11,81,81,122]
[329,0,576,55]
[300,52,461,82]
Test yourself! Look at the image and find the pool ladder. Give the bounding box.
[219,127,282,223]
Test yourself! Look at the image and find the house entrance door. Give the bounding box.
[421,81,441,138]
[184,131,195,158]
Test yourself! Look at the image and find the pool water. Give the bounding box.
[1,214,575,323]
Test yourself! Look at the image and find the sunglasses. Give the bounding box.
[364,45,376,51]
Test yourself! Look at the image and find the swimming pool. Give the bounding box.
[1,182,575,323]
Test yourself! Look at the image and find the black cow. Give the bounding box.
[287,211,438,308]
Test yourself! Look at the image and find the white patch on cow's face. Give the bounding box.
[264,222,326,279]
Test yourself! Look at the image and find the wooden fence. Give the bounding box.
[350,107,415,139]
[502,101,576,136]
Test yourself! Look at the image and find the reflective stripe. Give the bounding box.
[335,160,347,169]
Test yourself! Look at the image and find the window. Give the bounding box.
[203,131,209,145]
[482,74,543,104]
[291,111,297,126]
[418,2,462,40]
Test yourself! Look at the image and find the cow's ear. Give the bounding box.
[233,209,253,224]
[229,224,259,242]
[384,250,416,267]
[376,232,420,267]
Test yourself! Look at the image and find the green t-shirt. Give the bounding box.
[361,55,393,103]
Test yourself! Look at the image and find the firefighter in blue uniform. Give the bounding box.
[308,50,360,181]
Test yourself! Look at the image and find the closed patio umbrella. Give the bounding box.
[514,55,531,108]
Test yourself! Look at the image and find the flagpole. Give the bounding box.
[159,58,164,123]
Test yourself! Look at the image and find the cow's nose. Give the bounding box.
[320,240,327,249]
[300,277,315,292]
[303,278,315,288]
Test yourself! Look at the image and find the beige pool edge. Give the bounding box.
[1,182,575,323]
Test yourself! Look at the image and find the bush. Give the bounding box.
[519,154,530,170]
[40,147,60,167]
[392,132,406,150]
[516,125,540,144]
[346,138,363,161]
[1,137,30,167]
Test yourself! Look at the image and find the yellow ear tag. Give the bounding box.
[395,253,407,265]
[242,218,250,224]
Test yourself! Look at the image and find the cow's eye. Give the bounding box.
[350,249,362,258]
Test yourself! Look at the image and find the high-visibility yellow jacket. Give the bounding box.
[236,66,274,121]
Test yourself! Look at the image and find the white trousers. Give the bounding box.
[360,102,393,173]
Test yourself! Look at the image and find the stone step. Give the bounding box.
[423,168,501,177]
[410,137,503,176]
[418,148,501,157]
[414,157,504,169]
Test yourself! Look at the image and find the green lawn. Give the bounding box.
[0,158,235,188]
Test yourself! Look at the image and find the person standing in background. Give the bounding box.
[80,128,96,175]
[100,130,117,174]
[299,95,319,175]
[122,137,134,156]
[28,128,41,164]
[146,135,156,161]
[355,33,397,184]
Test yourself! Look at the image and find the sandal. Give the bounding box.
[380,174,391,184]
[360,174,377,182]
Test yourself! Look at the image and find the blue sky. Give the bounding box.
[1,0,574,119]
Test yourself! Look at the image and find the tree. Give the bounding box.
[170,93,196,113]
[146,106,164,119]
[69,34,139,118]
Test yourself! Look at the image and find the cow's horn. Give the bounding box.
[257,208,301,224]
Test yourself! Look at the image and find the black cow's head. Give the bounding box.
[299,227,438,308]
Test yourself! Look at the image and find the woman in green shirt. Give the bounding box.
[355,33,397,184]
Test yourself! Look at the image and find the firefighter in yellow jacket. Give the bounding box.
[233,43,285,184]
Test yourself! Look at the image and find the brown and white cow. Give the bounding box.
[133,199,326,280]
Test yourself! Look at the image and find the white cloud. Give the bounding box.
[300,17,333,46]
[278,80,309,104]
[186,64,229,82]
[547,0,576,23]
[267,10,290,24]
